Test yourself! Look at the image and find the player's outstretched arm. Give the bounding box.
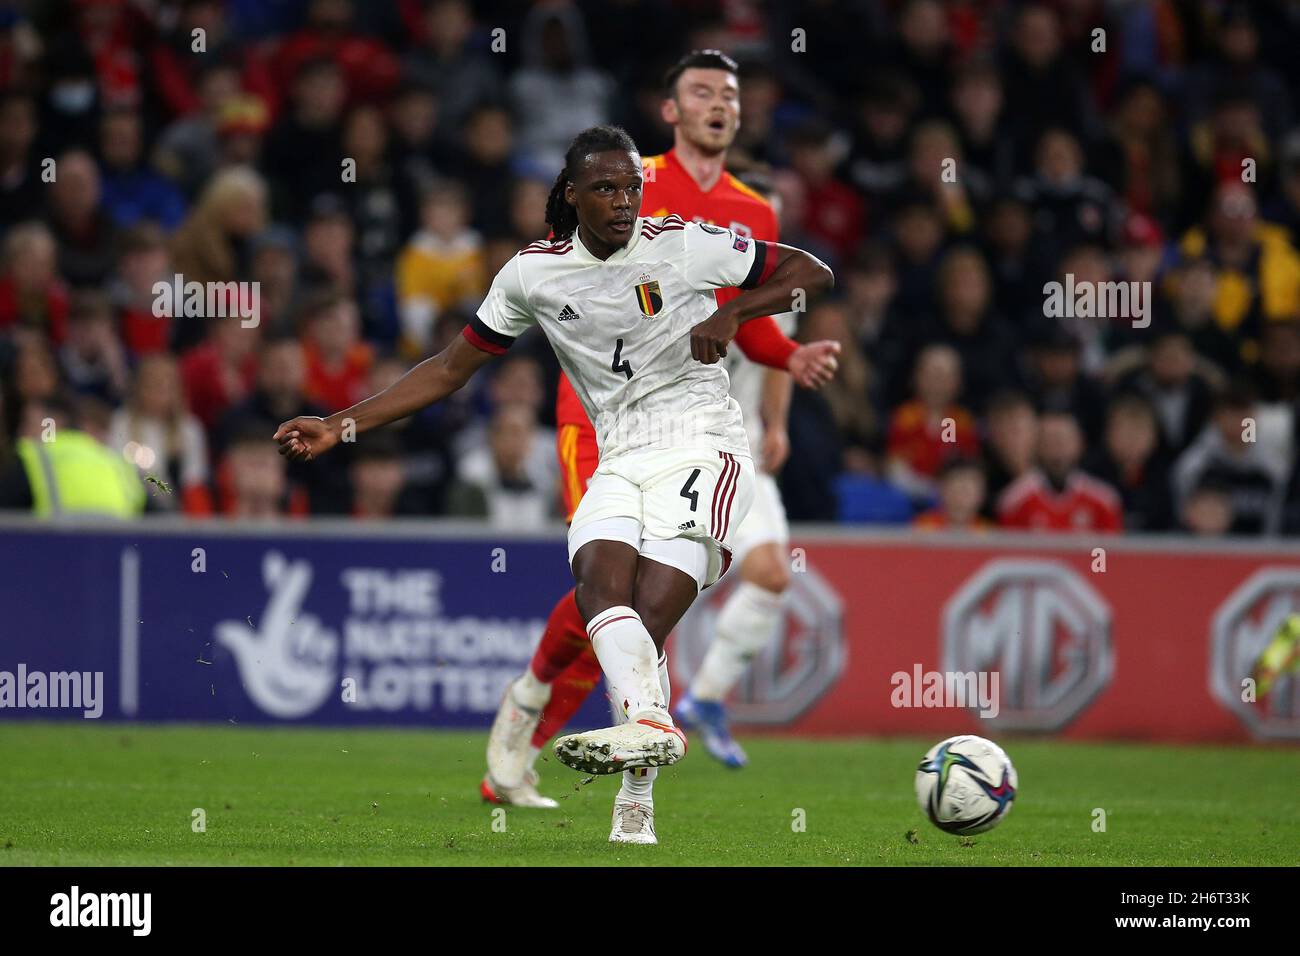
[274,335,496,462]
[691,244,834,365]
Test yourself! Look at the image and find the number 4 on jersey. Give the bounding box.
[612,338,633,380]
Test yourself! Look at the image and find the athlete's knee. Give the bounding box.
[571,543,637,623]
[742,544,791,594]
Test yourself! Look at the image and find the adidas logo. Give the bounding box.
[677,520,696,531]
[557,304,581,322]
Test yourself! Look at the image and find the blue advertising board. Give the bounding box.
[0,519,612,730]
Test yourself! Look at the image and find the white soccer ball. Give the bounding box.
[914,734,1018,835]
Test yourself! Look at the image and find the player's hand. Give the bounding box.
[761,426,790,474]
[273,416,339,462]
[690,309,739,364]
[788,340,841,389]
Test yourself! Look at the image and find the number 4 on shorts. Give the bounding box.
[679,468,701,511]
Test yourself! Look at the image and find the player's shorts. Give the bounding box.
[730,471,790,566]
[567,445,756,590]
[557,422,600,522]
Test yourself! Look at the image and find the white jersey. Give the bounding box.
[472,215,771,461]
[722,310,797,454]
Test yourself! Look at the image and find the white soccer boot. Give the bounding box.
[554,712,687,774]
[480,768,559,809]
[485,676,550,790]
[609,799,657,844]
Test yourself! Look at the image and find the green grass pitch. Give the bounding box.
[0,722,1295,866]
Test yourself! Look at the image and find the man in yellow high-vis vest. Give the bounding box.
[2,428,145,518]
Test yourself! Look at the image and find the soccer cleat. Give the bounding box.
[553,716,687,775]
[480,769,559,809]
[674,693,748,768]
[485,677,550,790]
[609,800,657,844]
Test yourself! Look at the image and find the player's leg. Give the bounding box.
[555,450,755,776]
[482,424,598,806]
[481,588,585,808]
[678,474,789,768]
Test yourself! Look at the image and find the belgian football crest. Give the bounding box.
[634,280,663,317]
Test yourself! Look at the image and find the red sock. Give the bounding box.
[529,588,589,683]
[533,646,603,748]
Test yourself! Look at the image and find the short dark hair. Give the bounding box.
[663,49,739,98]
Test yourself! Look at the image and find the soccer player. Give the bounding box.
[275,124,834,844]
[484,51,831,825]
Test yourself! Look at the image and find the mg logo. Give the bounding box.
[1210,568,1300,740]
[942,559,1112,731]
[672,566,844,724]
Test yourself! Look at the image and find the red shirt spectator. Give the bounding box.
[998,470,1124,532]
[888,400,980,478]
[181,323,259,430]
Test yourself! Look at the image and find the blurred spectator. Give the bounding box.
[1159,258,1240,376]
[1173,383,1288,534]
[509,4,612,173]
[1252,321,1300,404]
[248,226,301,334]
[886,344,978,500]
[217,424,299,518]
[299,194,358,301]
[1172,182,1300,365]
[1184,5,1291,141]
[1091,77,1182,224]
[152,62,242,196]
[998,409,1123,532]
[181,316,260,431]
[0,222,69,345]
[1111,329,1219,457]
[109,223,173,357]
[340,105,403,298]
[46,149,118,287]
[787,120,864,265]
[1023,324,1107,443]
[916,245,1018,413]
[300,291,373,410]
[979,189,1043,325]
[395,180,486,358]
[913,457,992,531]
[0,91,43,224]
[1018,128,1119,271]
[801,302,877,475]
[949,58,1014,190]
[349,432,420,518]
[1180,476,1237,536]
[363,354,455,515]
[405,0,503,142]
[1000,3,1094,167]
[261,56,347,220]
[273,0,400,107]
[108,354,212,515]
[97,107,187,231]
[1262,130,1300,240]
[169,166,268,317]
[449,403,558,529]
[1083,394,1176,531]
[445,103,519,240]
[981,390,1038,511]
[59,290,129,404]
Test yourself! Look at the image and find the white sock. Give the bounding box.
[619,654,671,807]
[691,582,784,702]
[525,744,542,775]
[589,606,669,722]
[513,669,550,710]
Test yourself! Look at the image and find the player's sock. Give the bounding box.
[589,606,669,721]
[513,668,550,711]
[531,646,603,749]
[691,582,784,702]
[618,654,671,807]
[529,588,589,683]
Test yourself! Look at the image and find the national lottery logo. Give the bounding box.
[214,551,545,720]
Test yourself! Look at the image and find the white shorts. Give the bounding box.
[568,446,756,589]
[730,472,790,566]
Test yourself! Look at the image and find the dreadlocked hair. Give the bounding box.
[544,125,640,241]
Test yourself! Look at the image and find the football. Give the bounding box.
[915,735,1018,835]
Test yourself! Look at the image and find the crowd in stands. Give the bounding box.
[2,0,1299,535]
